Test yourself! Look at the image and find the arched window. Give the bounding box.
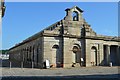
[73,46,79,53]
[72,11,79,21]
[91,46,97,54]
[72,44,81,64]
[52,45,59,49]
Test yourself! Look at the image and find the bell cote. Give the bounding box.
[64,6,84,21]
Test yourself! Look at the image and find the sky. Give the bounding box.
[4,0,120,2]
[2,2,118,50]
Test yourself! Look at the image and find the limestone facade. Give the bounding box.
[9,6,120,68]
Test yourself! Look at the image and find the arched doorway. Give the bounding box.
[52,44,60,67]
[91,46,97,66]
[72,44,81,66]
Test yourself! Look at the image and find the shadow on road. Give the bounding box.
[1,74,120,80]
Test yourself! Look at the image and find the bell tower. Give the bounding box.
[64,6,84,21]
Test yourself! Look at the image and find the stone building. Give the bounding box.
[9,6,120,68]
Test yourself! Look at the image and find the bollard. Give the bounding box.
[10,61,11,69]
[32,61,34,69]
[21,62,23,69]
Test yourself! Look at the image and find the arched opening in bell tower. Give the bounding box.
[72,11,79,21]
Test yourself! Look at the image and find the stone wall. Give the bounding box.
[85,39,119,67]
[9,37,43,68]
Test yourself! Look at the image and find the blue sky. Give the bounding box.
[2,2,118,50]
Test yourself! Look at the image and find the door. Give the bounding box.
[52,48,57,67]
[91,46,97,66]
[72,52,76,63]
[52,45,59,67]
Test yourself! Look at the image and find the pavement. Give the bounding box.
[1,67,119,76]
[1,59,120,80]
[1,66,120,80]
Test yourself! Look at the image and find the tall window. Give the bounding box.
[72,11,79,21]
